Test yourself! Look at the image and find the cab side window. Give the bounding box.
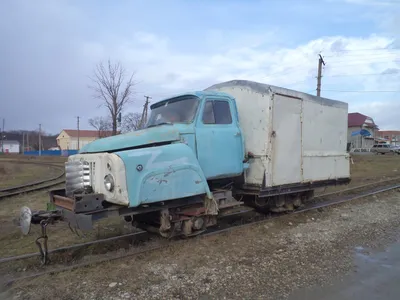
[202,100,232,124]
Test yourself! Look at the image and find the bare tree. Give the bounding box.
[88,116,112,138]
[89,59,136,135]
[121,112,143,133]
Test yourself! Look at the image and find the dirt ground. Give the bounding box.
[0,154,399,299]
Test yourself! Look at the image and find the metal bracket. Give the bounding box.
[35,220,50,265]
[30,210,62,265]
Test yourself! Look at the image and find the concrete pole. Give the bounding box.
[39,124,42,156]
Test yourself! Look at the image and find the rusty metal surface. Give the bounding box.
[53,195,75,211]
[74,194,105,213]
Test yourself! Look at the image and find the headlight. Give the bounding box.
[104,174,115,192]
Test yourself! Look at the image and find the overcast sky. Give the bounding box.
[1,0,399,134]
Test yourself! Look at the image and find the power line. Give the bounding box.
[324,72,400,77]
[325,62,399,70]
[324,51,400,58]
[322,90,400,93]
[326,58,399,64]
[325,46,400,53]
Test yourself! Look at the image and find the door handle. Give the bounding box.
[234,132,241,136]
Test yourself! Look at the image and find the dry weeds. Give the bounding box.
[0,162,62,188]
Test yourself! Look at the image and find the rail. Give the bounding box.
[2,179,399,285]
[0,161,65,200]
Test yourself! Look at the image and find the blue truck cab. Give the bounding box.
[45,90,249,238]
[78,91,245,206]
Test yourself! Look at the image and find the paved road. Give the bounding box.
[289,241,400,300]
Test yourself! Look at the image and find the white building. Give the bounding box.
[1,140,20,153]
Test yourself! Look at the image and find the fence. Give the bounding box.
[350,148,372,153]
[23,150,79,157]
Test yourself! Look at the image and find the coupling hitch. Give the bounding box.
[20,206,63,265]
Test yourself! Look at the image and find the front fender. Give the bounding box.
[115,143,212,207]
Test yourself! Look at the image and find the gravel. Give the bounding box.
[3,190,400,300]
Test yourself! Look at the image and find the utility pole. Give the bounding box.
[1,118,4,153]
[38,124,42,156]
[22,132,25,154]
[140,95,151,129]
[316,54,325,97]
[76,116,80,150]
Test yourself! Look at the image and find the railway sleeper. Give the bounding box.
[17,188,316,265]
[18,189,244,264]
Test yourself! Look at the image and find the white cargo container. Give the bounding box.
[205,80,351,190]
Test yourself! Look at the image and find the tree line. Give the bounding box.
[1,130,58,151]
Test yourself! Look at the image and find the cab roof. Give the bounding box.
[150,91,232,109]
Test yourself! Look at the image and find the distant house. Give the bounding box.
[347,113,379,149]
[0,140,20,153]
[56,129,114,150]
[376,130,400,146]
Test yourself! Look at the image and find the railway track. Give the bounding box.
[2,179,399,286]
[0,161,65,200]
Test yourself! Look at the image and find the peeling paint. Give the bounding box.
[116,143,212,206]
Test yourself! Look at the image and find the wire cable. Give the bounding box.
[324,72,400,77]
[322,90,400,93]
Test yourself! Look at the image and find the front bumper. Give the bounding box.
[49,189,117,230]
[50,189,106,213]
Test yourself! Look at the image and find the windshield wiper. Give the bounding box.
[147,122,173,128]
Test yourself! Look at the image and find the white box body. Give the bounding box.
[206,80,350,188]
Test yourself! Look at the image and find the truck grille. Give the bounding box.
[65,160,92,197]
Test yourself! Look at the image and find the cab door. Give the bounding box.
[195,98,244,179]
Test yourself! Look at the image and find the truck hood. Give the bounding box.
[79,124,194,153]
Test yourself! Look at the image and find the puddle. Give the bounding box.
[288,240,400,300]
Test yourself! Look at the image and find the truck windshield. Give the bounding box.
[146,96,199,127]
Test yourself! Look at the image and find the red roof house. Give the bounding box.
[348,112,378,129]
[347,112,379,149]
